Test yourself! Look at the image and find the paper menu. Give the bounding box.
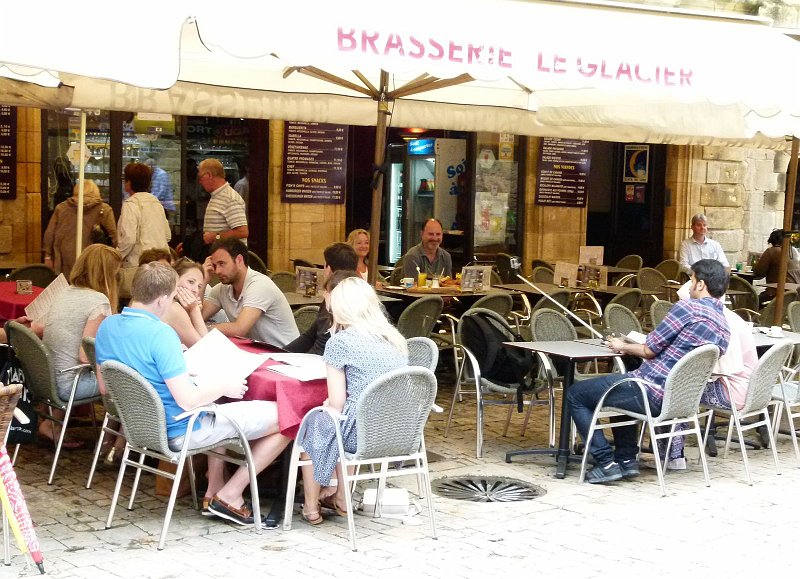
[24,273,69,322]
[578,246,604,266]
[265,352,327,381]
[183,329,269,388]
[552,262,579,288]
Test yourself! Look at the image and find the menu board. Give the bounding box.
[535,137,591,207]
[282,121,348,204]
[0,105,16,200]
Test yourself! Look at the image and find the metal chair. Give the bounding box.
[615,254,643,271]
[531,266,555,284]
[283,367,438,551]
[5,320,98,485]
[293,305,320,335]
[650,300,673,328]
[247,251,269,275]
[6,264,58,288]
[728,275,759,313]
[100,360,262,550]
[603,303,643,336]
[607,287,642,313]
[269,271,296,293]
[771,339,800,467]
[736,290,798,326]
[407,337,439,372]
[530,259,553,272]
[445,308,554,458]
[470,293,514,318]
[396,295,444,339]
[704,340,790,485]
[83,336,125,489]
[578,344,720,496]
[636,267,668,325]
[654,259,681,282]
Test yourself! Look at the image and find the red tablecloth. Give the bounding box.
[231,337,328,438]
[0,281,43,321]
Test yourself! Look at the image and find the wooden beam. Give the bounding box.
[774,136,799,326]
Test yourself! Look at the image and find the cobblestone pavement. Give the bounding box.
[5,376,800,578]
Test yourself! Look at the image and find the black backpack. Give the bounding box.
[459,308,535,411]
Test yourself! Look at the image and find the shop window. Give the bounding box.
[473,132,520,256]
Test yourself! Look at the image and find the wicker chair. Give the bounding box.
[737,290,798,326]
[5,320,98,485]
[603,303,643,336]
[396,295,444,339]
[100,360,262,550]
[247,251,269,275]
[654,259,681,282]
[773,337,800,466]
[407,337,439,372]
[83,336,125,490]
[269,271,296,293]
[607,287,642,313]
[7,264,58,288]
[650,300,673,328]
[532,266,555,284]
[444,308,554,458]
[615,254,643,271]
[293,305,320,335]
[636,267,668,325]
[470,293,514,318]
[728,275,759,313]
[578,343,720,496]
[704,341,790,485]
[283,367,438,551]
[531,259,553,272]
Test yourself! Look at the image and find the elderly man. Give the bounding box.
[402,218,453,279]
[284,242,358,355]
[95,262,292,525]
[198,158,249,246]
[202,238,299,348]
[567,259,731,484]
[679,213,729,274]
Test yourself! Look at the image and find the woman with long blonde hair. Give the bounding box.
[299,274,408,524]
[160,257,209,347]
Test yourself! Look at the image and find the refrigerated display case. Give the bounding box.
[385,143,405,264]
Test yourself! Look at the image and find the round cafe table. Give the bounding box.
[0,281,43,321]
[231,337,328,438]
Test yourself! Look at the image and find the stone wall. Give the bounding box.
[663,144,788,264]
[267,120,345,272]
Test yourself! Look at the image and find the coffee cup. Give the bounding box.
[769,325,784,338]
[400,277,414,289]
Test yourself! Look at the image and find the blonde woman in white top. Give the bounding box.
[346,228,385,286]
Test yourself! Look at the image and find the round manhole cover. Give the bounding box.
[431,476,545,502]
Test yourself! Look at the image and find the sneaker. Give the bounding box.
[618,459,640,479]
[585,462,624,484]
[641,456,687,471]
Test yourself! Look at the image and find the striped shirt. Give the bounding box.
[630,297,729,406]
[203,182,247,239]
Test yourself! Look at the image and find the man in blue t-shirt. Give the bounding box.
[96,262,292,526]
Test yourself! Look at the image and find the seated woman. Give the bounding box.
[346,228,386,286]
[37,243,122,445]
[299,273,408,524]
[753,228,800,306]
[160,257,208,348]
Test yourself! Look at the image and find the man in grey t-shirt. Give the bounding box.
[402,218,453,279]
[202,239,298,347]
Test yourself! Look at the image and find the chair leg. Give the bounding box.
[476,388,485,459]
[10,444,19,466]
[157,457,188,550]
[443,377,461,438]
[418,447,437,540]
[282,443,302,532]
[48,402,73,485]
[105,446,130,529]
[732,414,753,486]
[764,408,781,476]
[341,461,359,551]
[691,417,711,487]
[86,412,110,489]
[501,404,514,437]
[187,457,198,511]
[127,452,147,510]
[648,422,667,497]
[784,403,800,467]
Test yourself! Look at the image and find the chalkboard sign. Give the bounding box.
[535,137,590,207]
[0,105,16,200]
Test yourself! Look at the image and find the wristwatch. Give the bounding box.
[215,234,221,240]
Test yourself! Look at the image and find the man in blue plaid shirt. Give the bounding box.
[568,259,730,484]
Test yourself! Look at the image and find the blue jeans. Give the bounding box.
[567,373,661,466]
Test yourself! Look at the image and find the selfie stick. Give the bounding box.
[516,274,605,339]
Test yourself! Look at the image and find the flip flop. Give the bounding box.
[301,504,323,526]
[319,495,348,517]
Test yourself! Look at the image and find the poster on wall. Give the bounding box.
[0,105,16,200]
[623,144,649,183]
[535,137,591,207]
[474,190,509,245]
[282,121,348,204]
[624,184,646,204]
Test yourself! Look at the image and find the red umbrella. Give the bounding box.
[0,446,44,574]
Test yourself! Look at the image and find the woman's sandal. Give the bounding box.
[320,495,348,517]
[301,505,323,526]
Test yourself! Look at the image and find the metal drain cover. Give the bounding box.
[431,476,545,502]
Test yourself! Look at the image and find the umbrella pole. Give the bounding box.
[367,71,390,286]
[774,137,799,327]
[75,110,87,261]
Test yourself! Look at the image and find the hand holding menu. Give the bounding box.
[184,329,269,389]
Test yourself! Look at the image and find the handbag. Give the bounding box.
[89,207,114,246]
[1,346,37,444]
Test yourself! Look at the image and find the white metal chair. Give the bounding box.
[100,360,262,550]
[771,345,800,467]
[578,344,720,496]
[283,366,438,551]
[703,340,790,485]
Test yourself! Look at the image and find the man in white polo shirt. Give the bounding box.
[198,158,248,246]
[202,238,299,347]
[679,213,729,274]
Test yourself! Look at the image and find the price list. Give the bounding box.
[535,137,591,207]
[0,105,16,200]
[282,121,348,204]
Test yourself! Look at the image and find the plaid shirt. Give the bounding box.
[629,297,729,406]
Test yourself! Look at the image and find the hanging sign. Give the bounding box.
[535,137,591,207]
[0,105,16,200]
[282,121,348,204]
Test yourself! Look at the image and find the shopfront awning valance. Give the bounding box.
[2,0,800,144]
